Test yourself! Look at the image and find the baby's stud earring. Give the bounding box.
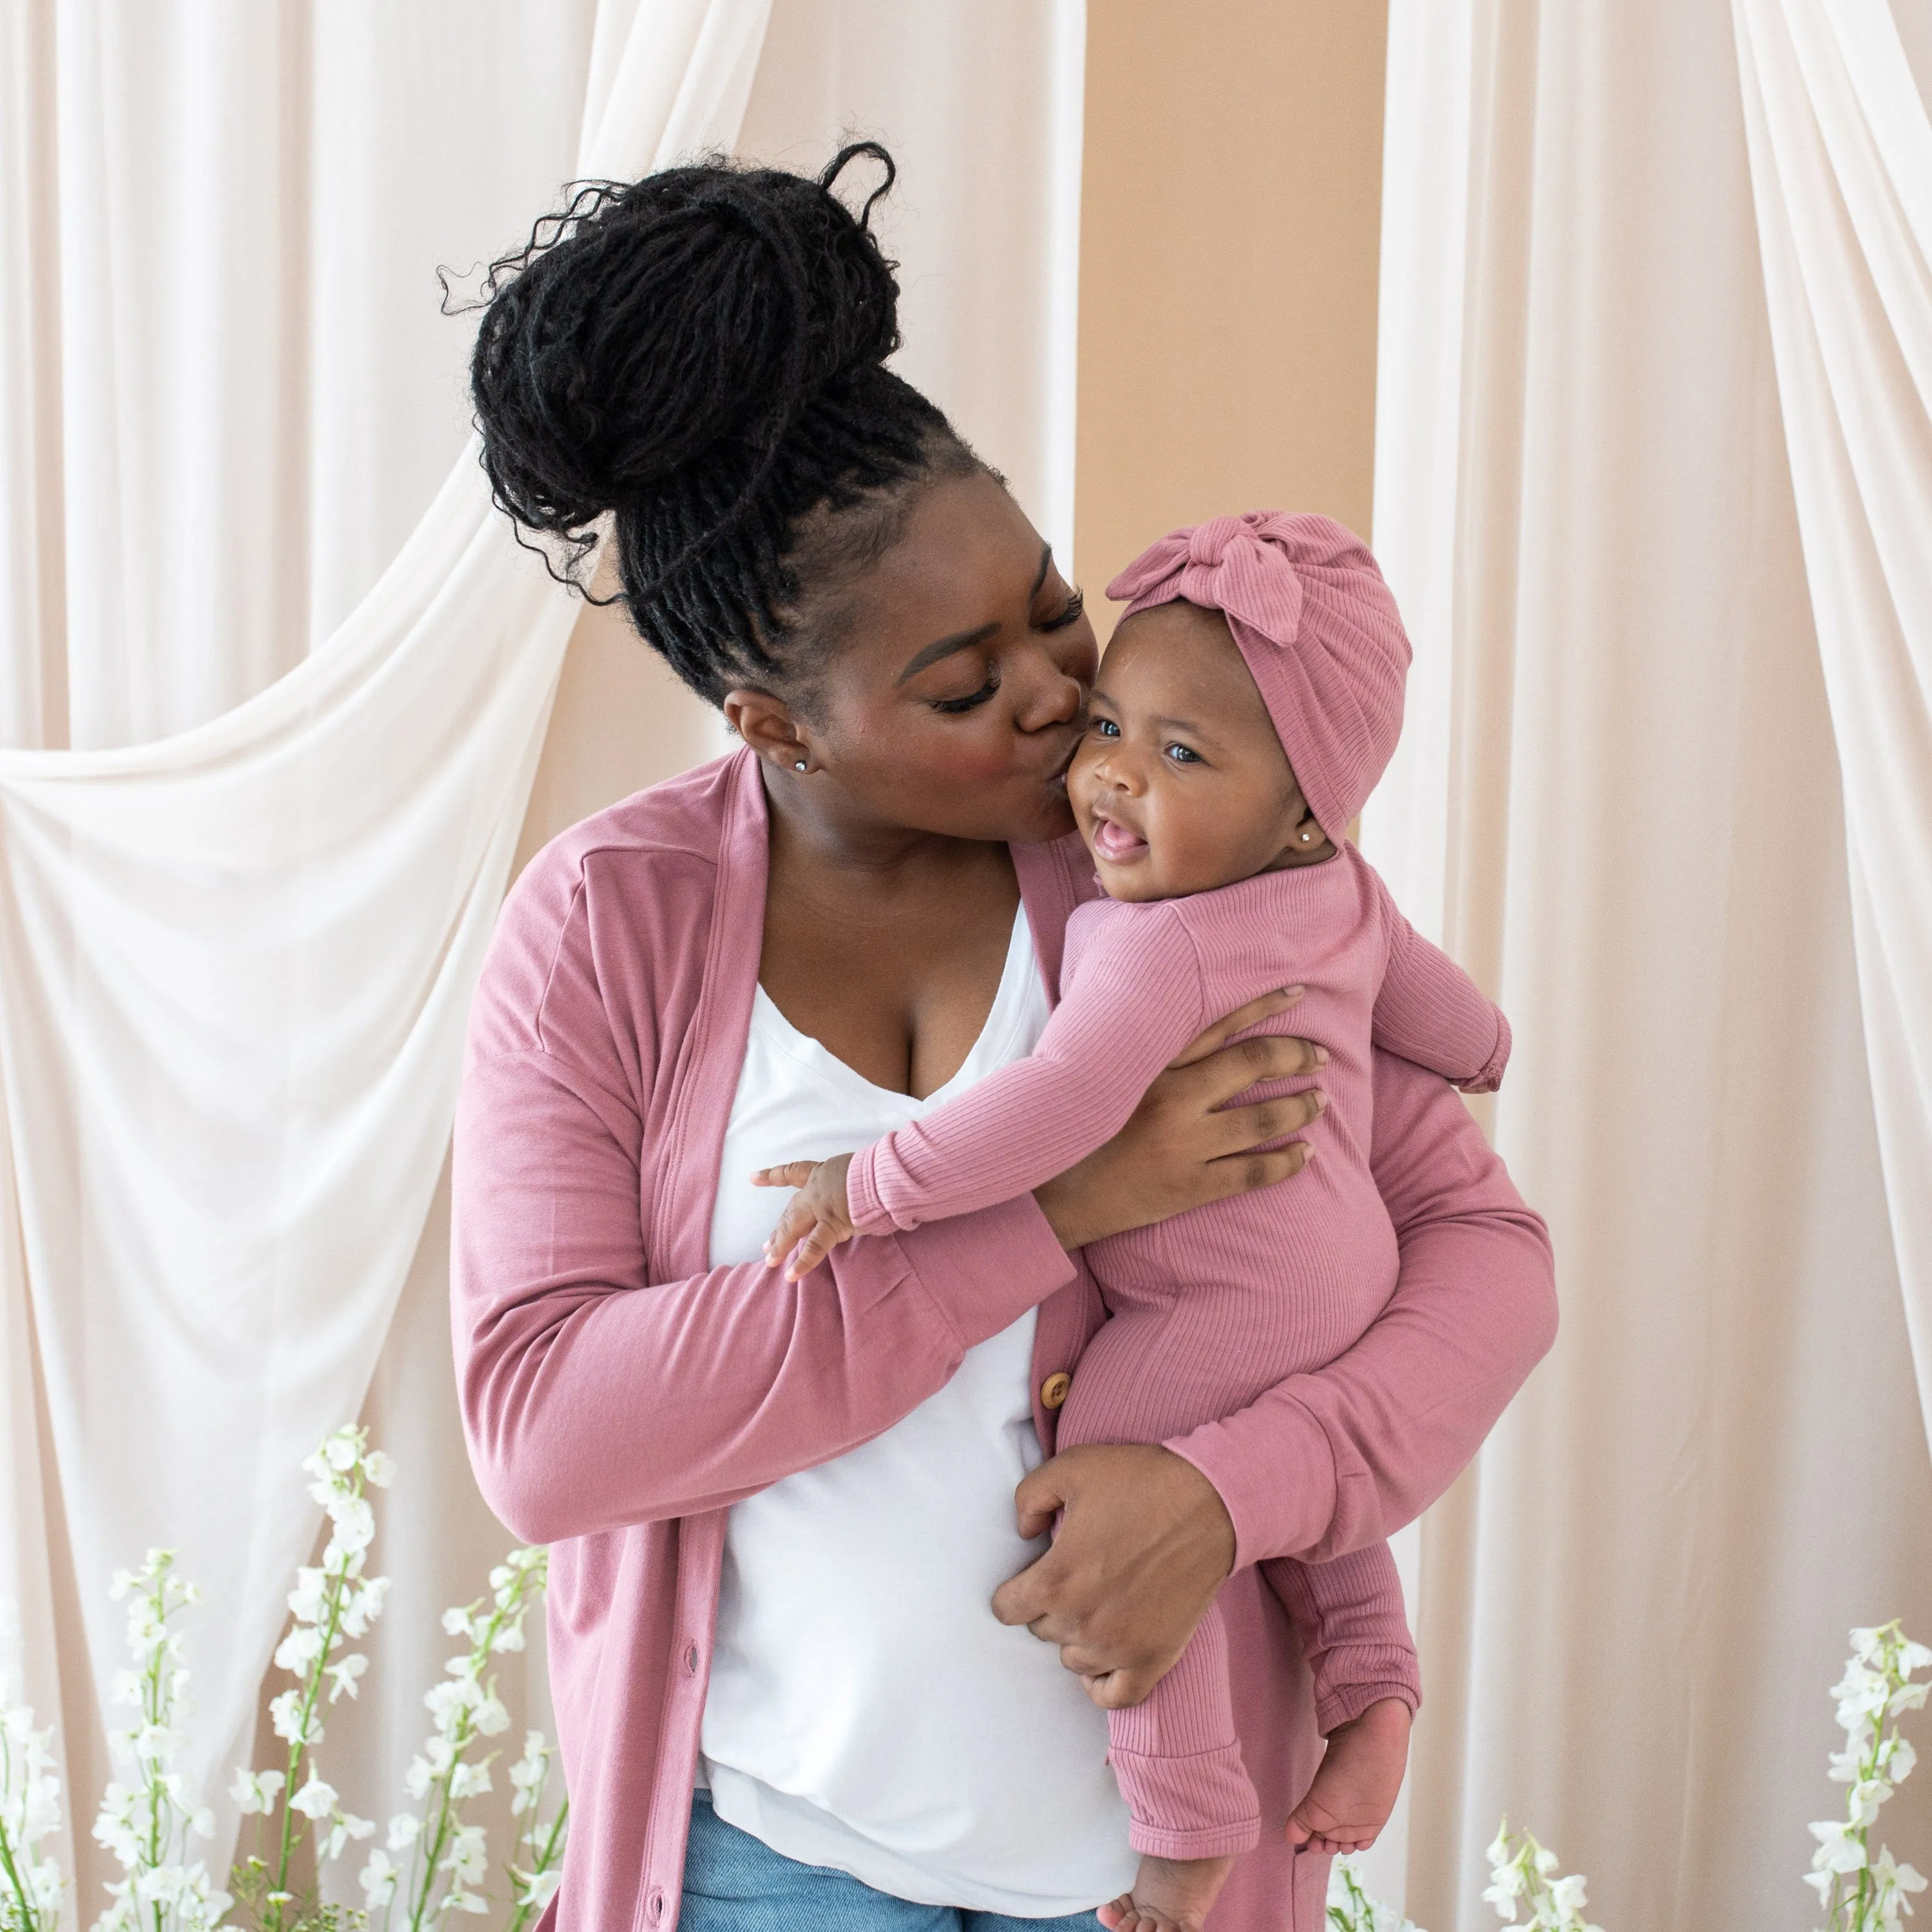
[1299,827,1314,843]
[794,759,808,772]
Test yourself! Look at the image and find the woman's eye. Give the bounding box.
[1164,742,1202,764]
[1040,587,1086,631]
[931,677,1000,715]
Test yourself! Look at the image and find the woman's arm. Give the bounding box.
[993,1050,1554,1698]
[452,996,1332,1547]
[451,1045,1078,1545]
[1168,1047,1554,1567]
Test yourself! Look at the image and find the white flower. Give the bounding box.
[1810,1817,1870,1874]
[269,1687,319,1747]
[448,1761,493,1801]
[359,1847,400,1907]
[339,1577,391,1639]
[363,1450,397,1489]
[321,1811,375,1862]
[440,1607,475,1640]
[325,1653,369,1702]
[229,1767,286,1816]
[441,1823,489,1886]
[274,1624,326,1674]
[288,1774,339,1820]
[404,1756,435,1801]
[287,1567,329,1625]
[472,1693,512,1738]
[513,1866,563,1911]
[442,1890,488,1916]
[387,1812,421,1851]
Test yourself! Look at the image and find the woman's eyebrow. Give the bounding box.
[896,545,1056,685]
[897,621,998,683]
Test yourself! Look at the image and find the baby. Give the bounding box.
[756,513,1510,1932]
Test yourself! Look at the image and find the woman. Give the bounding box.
[451,147,1553,1932]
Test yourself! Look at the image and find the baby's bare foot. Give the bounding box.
[1285,1696,1412,1855]
[1096,1852,1236,1932]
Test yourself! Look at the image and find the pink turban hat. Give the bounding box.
[1104,511,1412,846]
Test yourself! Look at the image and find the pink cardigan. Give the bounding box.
[451,748,1555,1932]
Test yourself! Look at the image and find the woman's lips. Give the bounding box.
[1090,815,1149,862]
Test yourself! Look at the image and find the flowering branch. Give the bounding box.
[229,1426,392,1932]
[1326,1854,1416,1932]
[1807,1622,1929,1931]
[502,1732,565,1932]
[91,1553,228,1932]
[1482,1823,1600,1931]
[0,1605,64,1932]
[361,1548,549,1931]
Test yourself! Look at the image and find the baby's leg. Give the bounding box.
[1264,1545,1419,1853]
[1094,1602,1255,1932]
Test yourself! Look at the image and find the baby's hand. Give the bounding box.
[752,1153,857,1281]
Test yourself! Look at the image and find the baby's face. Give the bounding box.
[1067,600,1325,902]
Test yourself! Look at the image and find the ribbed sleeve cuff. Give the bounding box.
[897,1193,1078,1351]
[1457,1007,1511,1095]
[1316,1677,1423,1736]
[845,1144,898,1236]
[1166,1390,1338,1572]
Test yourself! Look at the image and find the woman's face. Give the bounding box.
[726,469,1099,845]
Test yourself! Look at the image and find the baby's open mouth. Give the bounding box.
[1089,813,1150,862]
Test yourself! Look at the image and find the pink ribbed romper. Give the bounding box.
[844,513,1511,1860]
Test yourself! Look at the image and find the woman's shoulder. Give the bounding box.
[476,752,747,1061]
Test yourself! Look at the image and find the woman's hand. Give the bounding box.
[1032,988,1327,1250]
[990,1444,1236,1707]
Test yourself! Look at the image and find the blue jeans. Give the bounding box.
[678,1792,1107,1931]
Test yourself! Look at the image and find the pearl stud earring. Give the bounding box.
[794,759,808,772]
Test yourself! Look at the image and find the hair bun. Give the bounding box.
[471,143,905,537]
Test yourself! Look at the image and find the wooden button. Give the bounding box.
[1040,1372,1072,1410]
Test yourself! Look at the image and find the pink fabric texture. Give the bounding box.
[845,847,1506,1854]
[450,748,1555,1932]
[1106,511,1412,846]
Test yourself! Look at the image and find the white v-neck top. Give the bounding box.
[701,907,1135,1914]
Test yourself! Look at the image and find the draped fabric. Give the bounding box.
[0,1,1087,1917]
[0,0,777,1897]
[1360,1,1932,1924]
[1732,0,1932,1460]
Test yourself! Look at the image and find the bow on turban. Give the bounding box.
[1104,511,1412,848]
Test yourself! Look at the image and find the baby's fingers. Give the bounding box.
[752,1161,818,1189]
[785,1219,846,1282]
[762,1193,817,1268]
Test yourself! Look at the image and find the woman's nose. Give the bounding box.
[1011,650,1086,734]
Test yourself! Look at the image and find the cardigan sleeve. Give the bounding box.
[1164,1048,1555,1569]
[1368,869,1511,1094]
[451,1045,1077,1544]
[846,907,1208,1235]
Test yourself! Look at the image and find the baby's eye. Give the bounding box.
[1164,742,1203,764]
[1092,717,1121,738]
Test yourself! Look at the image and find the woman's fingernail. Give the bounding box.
[1282,985,1304,999]
[1312,1088,1329,1110]
[1313,1045,1329,1065]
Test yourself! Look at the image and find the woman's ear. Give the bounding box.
[722,688,810,772]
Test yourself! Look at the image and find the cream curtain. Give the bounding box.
[1732,0,1932,1459]
[1,1,1087,1918]
[0,0,775,1900]
[1361,1,1932,1925]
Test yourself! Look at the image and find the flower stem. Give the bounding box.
[265,1472,359,1932]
